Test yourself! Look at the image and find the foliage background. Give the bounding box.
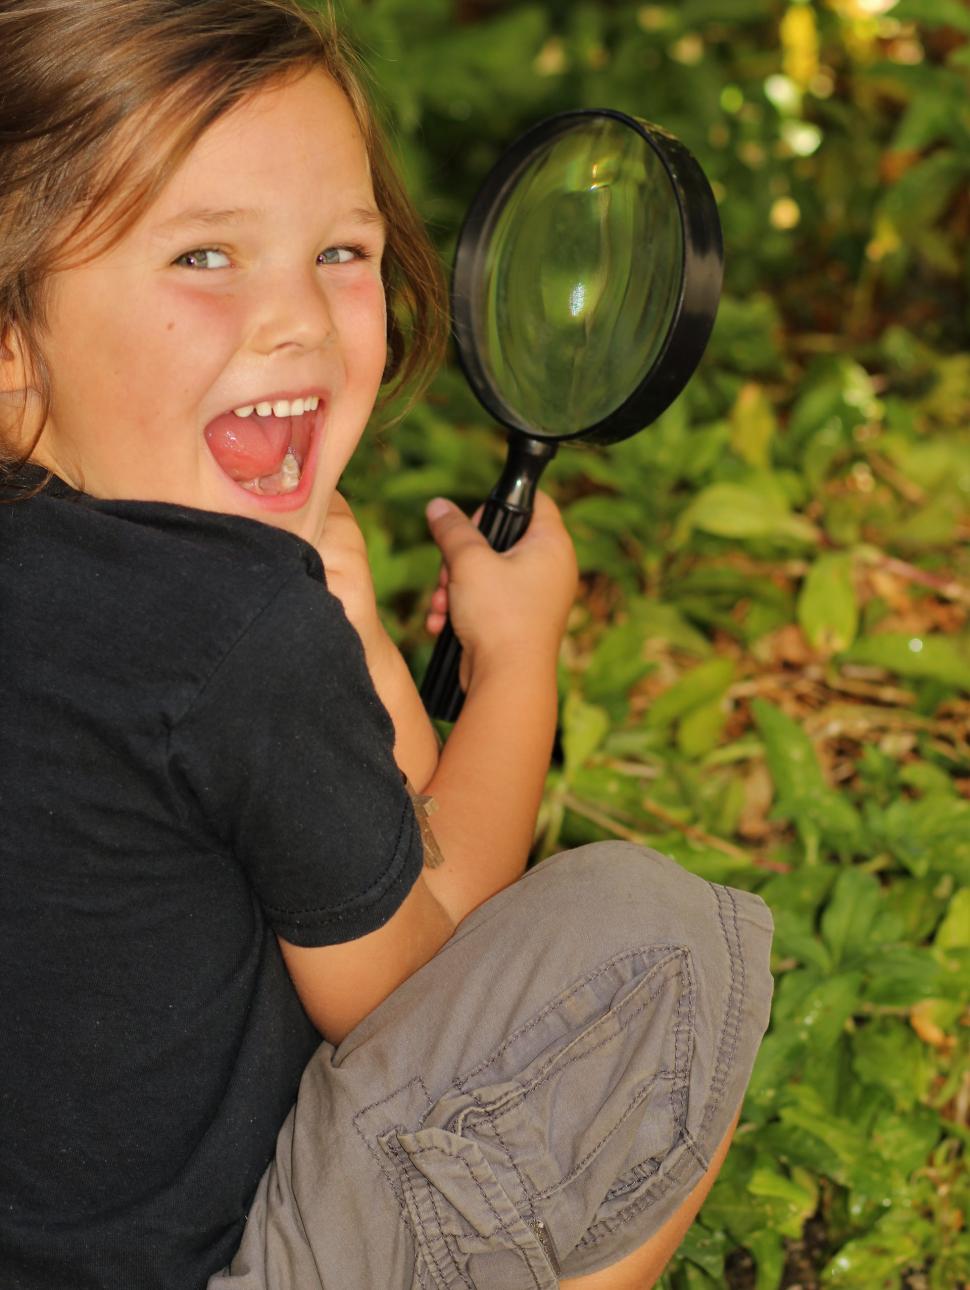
[332,0,970,1284]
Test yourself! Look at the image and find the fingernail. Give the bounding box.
[426,497,450,521]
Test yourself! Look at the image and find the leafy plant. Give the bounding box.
[333,0,970,1283]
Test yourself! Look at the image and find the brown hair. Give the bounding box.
[0,0,447,484]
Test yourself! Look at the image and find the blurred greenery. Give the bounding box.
[332,0,969,1285]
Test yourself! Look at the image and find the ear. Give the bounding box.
[0,323,32,394]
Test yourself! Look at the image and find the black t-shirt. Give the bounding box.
[0,467,424,1289]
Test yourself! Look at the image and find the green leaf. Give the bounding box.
[873,795,970,882]
[840,632,970,691]
[935,887,970,950]
[797,553,859,654]
[893,0,970,36]
[674,478,819,547]
[677,697,729,758]
[646,658,735,730]
[747,1227,786,1290]
[583,619,657,713]
[752,699,864,861]
[821,1211,925,1286]
[730,383,777,469]
[851,1020,933,1111]
[773,969,864,1051]
[561,694,610,780]
[862,946,949,1007]
[777,1083,866,1174]
[678,1223,730,1281]
[748,1165,818,1240]
[631,599,713,657]
[820,868,883,968]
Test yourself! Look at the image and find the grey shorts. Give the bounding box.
[209,842,774,1288]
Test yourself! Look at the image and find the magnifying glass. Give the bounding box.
[420,108,723,721]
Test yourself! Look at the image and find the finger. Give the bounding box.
[425,497,492,565]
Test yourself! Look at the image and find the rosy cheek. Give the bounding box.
[156,285,242,367]
[344,276,387,344]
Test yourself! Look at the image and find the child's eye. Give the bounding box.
[319,245,368,265]
[173,248,231,270]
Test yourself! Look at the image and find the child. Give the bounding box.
[0,2,773,1288]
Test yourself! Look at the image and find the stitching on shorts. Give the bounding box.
[405,1144,513,1238]
[459,960,691,1202]
[454,948,677,1089]
[403,1141,549,1287]
[425,1178,475,1290]
[353,1076,433,1226]
[468,1082,537,1228]
[576,1148,691,1247]
[530,1070,668,1201]
[699,883,745,1148]
[483,968,684,1129]
[670,943,695,1138]
[394,1137,459,1290]
[578,884,755,1251]
[679,1125,708,1173]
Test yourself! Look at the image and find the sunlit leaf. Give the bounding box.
[840,632,970,691]
[797,552,859,655]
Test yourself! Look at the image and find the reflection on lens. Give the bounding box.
[476,118,684,437]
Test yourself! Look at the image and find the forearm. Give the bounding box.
[419,647,559,925]
[365,629,441,790]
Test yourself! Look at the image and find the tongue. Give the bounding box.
[204,412,291,482]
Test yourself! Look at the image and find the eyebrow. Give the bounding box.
[151,205,385,235]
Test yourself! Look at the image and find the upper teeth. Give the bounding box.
[232,395,320,418]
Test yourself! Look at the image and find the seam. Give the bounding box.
[577,1152,688,1247]
[426,1181,475,1290]
[455,947,679,1089]
[699,883,745,1148]
[468,1083,536,1227]
[530,1071,666,1202]
[458,961,691,1202]
[483,969,685,1129]
[353,1076,433,1225]
[405,1145,513,1237]
[265,802,415,919]
[397,1145,453,1290]
[167,567,312,729]
[670,940,695,1139]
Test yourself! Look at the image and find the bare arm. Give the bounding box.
[285,490,575,1041]
[312,492,440,788]
[277,871,454,1044]
[398,492,575,923]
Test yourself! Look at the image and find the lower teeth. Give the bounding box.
[241,447,302,495]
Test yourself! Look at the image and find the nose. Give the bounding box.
[249,263,336,356]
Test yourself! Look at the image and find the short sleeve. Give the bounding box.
[168,569,424,946]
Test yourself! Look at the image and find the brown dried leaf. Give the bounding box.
[910,1000,955,1053]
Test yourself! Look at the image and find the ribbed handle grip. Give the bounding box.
[419,497,532,722]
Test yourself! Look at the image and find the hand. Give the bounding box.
[312,491,389,668]
[424,490,578,686]
[315,491,441,788]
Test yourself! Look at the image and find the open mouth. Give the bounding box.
[203,394,323,499]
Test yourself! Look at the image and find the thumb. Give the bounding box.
[425,497,489,566]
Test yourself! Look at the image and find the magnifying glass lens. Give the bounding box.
[477,118,684,437]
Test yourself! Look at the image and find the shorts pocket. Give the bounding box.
[367,946,696,1286]
[384,1126,558,1289]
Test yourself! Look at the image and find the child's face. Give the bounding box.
[25,68,387,545]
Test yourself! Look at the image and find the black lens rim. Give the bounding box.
[451,108,724,446]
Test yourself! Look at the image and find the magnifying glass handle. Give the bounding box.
[421,435,558,722]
